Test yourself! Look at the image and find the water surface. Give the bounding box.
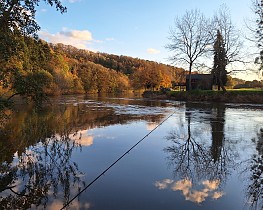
[0,95,263,210]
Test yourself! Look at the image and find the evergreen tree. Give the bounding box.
[212,30,228,92]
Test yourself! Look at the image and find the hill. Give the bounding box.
[50,43,185,91]
[0,35,185,106]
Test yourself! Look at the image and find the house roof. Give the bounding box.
[186,74,212,80]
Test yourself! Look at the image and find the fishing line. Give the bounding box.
[61,110,176,210]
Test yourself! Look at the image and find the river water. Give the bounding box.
[0,94,263,210]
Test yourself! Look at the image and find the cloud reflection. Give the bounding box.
[46,200,91,210]
[155,178,224,204]
[146,122,158,131]
[69,130,94,146]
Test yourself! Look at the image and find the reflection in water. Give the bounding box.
[0,96,169,209]
[161,104,232,204]
[146,122,158,131]
[47,199,92,210]
[211,105,225,162]
[1,96,262,209]
[245,128,263,210]
[69,130,94,147]
[155,178,224,203]
[0,129,86,209]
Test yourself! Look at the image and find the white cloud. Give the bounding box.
[155,178,224,204]
[39,28,95,50]
[60,30,92,41]
[147,48,160,54]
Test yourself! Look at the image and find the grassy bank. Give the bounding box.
[142,89,263,104]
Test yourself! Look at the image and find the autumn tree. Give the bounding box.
[131,63,163,90]
[212,30,228,92]
[0,0,66,106]
[166,9,212,90]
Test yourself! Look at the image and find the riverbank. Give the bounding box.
[142,90,263,104]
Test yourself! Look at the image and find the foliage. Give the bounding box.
[143,89,263,104]
[0,37,186,104]
[233,80,263,89]
[0,32,56,105]
[0,0,66,37]
[12,69,53,104]
[0,0,186,105]
[212,30,228,92]
[53,43,184,91]
[0,0,66,107]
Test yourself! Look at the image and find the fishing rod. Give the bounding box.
[61,110,176,210]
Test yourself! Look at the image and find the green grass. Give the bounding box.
[159,89,263,104]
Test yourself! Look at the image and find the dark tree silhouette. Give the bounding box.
[164,104,231,186]
[245,128,263,210]
[166,10,212,91]
[212,30,228,92]
[165,115,210,180]
[0,133,85,209]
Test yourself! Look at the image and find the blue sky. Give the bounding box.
[36,0,259,80]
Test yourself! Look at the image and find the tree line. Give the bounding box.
[0,1,186,107]
[1,0,262,108]
[0,33,185,106]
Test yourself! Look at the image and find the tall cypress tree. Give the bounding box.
[212,30,228,92]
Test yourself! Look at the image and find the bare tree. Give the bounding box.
[166,9,212,91]
[213,6,242,67]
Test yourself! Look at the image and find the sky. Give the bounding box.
[36,0,261,80]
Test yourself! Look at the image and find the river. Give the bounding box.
[0,94,263,210]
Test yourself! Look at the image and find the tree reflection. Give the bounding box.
[0,97,169,209]
[165,114,211,181]
[0,131,85,209]
[163,104,231,203]
[209,104,229,182]
[246,128,263,210]
[0,106,87,209]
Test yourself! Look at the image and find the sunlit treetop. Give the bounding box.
[0,0,66,37]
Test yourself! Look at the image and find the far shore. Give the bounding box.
[142,90,263,104]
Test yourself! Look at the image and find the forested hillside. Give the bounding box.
[0,35,185,106]
[51,43,185,91]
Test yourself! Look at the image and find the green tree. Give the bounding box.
[0,0,66,107]
[212,30,228,92]
[0,0,66,37]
